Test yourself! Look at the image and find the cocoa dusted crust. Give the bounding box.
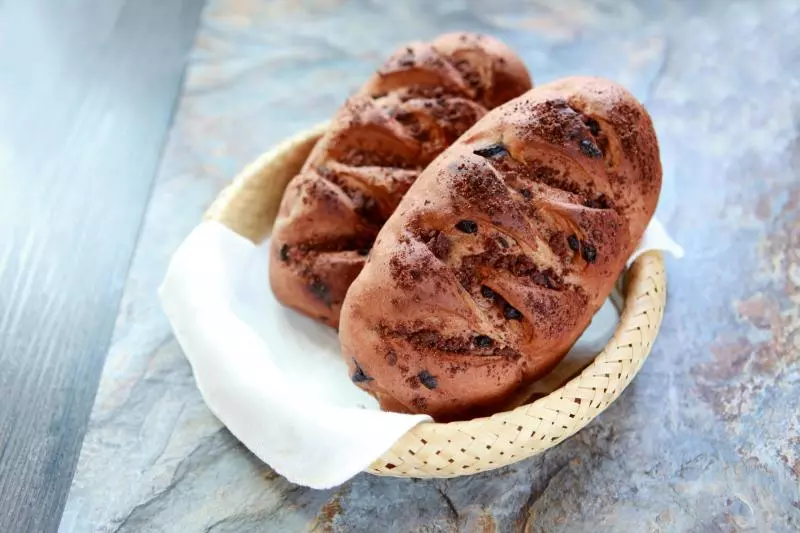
[269,33,532,328]
[339,77,662,421]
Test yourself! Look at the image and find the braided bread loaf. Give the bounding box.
[269,33,531,327]
[339,77,662,421]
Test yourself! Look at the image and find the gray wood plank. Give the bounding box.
[0,1,204,531]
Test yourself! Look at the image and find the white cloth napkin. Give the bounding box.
[159,217,683,489]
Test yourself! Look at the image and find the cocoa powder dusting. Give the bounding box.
[451,58,484,101]
[524,290,585,340]
[549,232,569,259]
[389,253,433,290]
[336,146,415,169]
[411,397,428,410]
[450,159,512,216]
[377,324,519,359]
[456,239,565,293]
[405,375,421,390]
[517,99,583,147]
[530,162,584,197]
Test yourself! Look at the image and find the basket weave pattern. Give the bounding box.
[206,125,667,479]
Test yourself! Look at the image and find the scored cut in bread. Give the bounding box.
[339,77,662,422]
[270,33,532,328]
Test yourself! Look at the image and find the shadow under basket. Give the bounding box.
[205,123,667,479]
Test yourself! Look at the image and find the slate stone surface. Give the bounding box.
[61,1,800,531]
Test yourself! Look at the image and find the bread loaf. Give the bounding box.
[269,33,531,327]
[339,77,662,421]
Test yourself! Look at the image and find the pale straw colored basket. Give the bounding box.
[206,123,667,479]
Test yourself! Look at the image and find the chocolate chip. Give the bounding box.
[585,117,601,136]
[279,244,290,261]
[472,144,507,158]
[357,247,371,256]
[355,196,382,227]
[474,335,493,348]
[427,232,451,260]
[418,370,438,390]
[351,359,373,383]
[480,285,496,299]
[520,188,532,199]
[532,270,560,290]
[584,194,611,209]
[309,278,332,306]
[581,241,597,263]
[503,304,523,320]
[455,220,478,234]
[579,139,603,159]
[567,234,580,252]
[385,350,397,366]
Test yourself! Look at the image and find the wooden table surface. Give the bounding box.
[2,1,799,532]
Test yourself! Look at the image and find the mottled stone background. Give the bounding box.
[60,0,799,531]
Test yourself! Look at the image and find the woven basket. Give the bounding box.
[206,123,667,479]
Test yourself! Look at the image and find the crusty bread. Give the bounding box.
[269,33,532,327]
[339,77,662,421]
